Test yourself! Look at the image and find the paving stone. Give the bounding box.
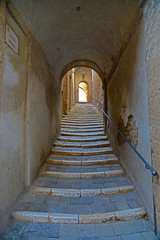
[79,196,94,205]
[59,224,78,238]
[23,223,43,237]
[7,222,29,235]
[28,203,49,212]
[77,224,95,237]
[105,202,117,212]
[95,223,114,236]
[113,221,133,235]
[70,197,80,205]
[91,204,106,214]
[124,192,138,201]
[142,231,159,240]
[99,237,121,240]
[41,223,60,238]
[115,201,130,211]
[1,236,23,240]
[120,233,144,240]
[129,219,148,233]
[109,195,126,203]
[127,200,141,209]
[77,237,98,240]
[48,204,69,213]
[23,237,46,240]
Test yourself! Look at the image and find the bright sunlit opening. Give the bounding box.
[79,88,87,102]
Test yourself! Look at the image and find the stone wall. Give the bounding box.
[0,5,60,233]
[107,20,154,224]
[61,70,74,115]
[0,0,5,116]
[92,70,104,113]
[143,0,160,234]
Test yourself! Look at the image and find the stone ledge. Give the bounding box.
[46,157,118,166]
[61,132,105,137]
[52,148,113,156]
[11,208,146,224]
[61,128,104,133]
[32,185,134,197]
[58,136,108,142]
[41,169,124,178]
[54,141,110,148]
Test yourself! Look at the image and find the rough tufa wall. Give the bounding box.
[92,70,104,113]
[143,0,160,234]
[0,3,61,233]
[107,16,154,226]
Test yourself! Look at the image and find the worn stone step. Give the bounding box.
[61,125,104,129]
[58,135,108,142]
[63,116,102,119]
[61,120,103,124]
[52,147,113,156]
[41,169,124,178]
[61,128,104,133]
[61,122,103,127]
[47,156,118,166]
[54,141,110,148]
[34,174,133,189]
[43,163,122,173]
[63,119,103,122]
[32,185,134,197]
[11,208,146,224]
[61,132,105,137]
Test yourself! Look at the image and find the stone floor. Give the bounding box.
[1,103,159,240]
[1,219,159,239]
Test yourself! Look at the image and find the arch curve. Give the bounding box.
[60,59,105,83]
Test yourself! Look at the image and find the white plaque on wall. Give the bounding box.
[5,24,19,54]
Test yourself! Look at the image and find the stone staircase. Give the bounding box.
[9,103,148,237]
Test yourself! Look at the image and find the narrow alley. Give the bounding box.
[0,0,160,239]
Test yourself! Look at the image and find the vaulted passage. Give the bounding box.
[0,0,160,239]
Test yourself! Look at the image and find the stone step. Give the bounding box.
[61,120,103,124]
[63,118,103,122]
[61,125,104,129]
[11,208,146,224]
[63,115,102,118]
[61,128,104,133]
[43,163,122,173]
[54,141,110,148]
[32,185,134,197]
[34,174,133,189]
[58,135,108,142]
[52,147,113,156]
[47,156,118,166]
[61,131,105,137]
[41,169,124,178]
[61,122,103,127]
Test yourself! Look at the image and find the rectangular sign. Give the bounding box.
[5,24,19,54]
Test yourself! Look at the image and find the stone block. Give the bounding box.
[49,213,78,223]
[41,223,60,238]
[115,208,146,221]
[79,212,115,224]
[11,211,49,223]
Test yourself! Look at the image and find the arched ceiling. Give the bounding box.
[11,0,142,81]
